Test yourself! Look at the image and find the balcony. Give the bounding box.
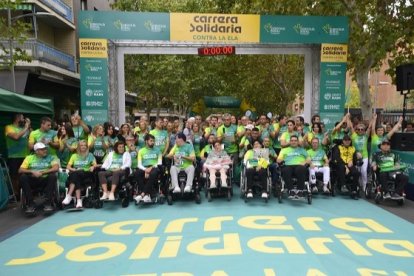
[1,39,76,72]
[38,0,73,23]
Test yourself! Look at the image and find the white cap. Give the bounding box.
[34,142,47,151]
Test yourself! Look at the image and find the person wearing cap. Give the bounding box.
[28,116,59,156]
[18,142,59,214]
[167,132,196,193]
[372,139,408,199]
[332,135,360,199]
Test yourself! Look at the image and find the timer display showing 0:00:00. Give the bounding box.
[198,46,236,56]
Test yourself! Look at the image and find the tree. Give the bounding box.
[0,0,32,69]
[308,0,414,120]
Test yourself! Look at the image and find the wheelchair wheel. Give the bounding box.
[207,191,212,202]
[159,194,165,205]
[121,198,129,208]
[95,200,103,209]
[227,189,231,201]
[307,194,312,204]
[365,182,373,199]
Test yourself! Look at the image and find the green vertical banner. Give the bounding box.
[79,39,109,125]
[319,44,348,130]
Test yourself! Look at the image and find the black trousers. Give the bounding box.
[336,163,360,192]
[281,165,307,190]
[135,167,160,194]
[378,172,408,194]
[68,170,95,190]
[246,167,267,191]
[20,173,56,206]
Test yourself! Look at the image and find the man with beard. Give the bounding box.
[134,134,162,203]
[5,113,31,200]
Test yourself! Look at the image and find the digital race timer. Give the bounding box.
[197,46,236,56]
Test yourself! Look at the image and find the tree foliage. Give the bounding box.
[0,0,32,69]
[114,0,414,119]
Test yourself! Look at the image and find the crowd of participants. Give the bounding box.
[4,111,412,214]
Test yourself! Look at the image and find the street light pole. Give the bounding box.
[7,8,16,92]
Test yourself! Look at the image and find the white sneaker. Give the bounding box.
[173,186,181,193]
[76,199,83,208]
[384,192,391,199]
[184,185,192,193]
[143,195,151,203]
[261,192,268,199]
[209,183,217,189]
[108,192,115,201]
[246,192,253,198]
[134,195,143,203]
[312,186,319,193]
[221,181,228,188]
[100,192,109,200]
[323,185,330,193]
[62,194,73,205]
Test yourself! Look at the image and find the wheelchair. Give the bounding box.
[330,161,362,199]
[166,164,201,205]
[20,172,61,216]
[240,164,272,203]
[98,169,133,208]
[368,167,406,206]
[204,164,233,202]
[59,169,102,210]
[132,166,167,206]
[276,164,312,204]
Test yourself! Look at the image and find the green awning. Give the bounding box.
[0,87,53,115]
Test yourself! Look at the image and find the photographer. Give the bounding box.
[5,113,31,200]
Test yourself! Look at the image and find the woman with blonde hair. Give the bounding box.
[88,124,107,164]
[62,140,97,208]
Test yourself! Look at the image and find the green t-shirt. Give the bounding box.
[280,131,301,146]
[138,147,162,168]
[373,151,398,171]
[89,136,106,159]
[272,124,287,149]
[217,124,238,154]
[150,128,169,154]
[5,124,30,158]
[104,136,118,152]
[205,126,217,137]
[307,148,327,167]
[193,133,202,157]
[169,143,195,169]
[68,153,96,171]
[20,154,59,177]
[351,132,369,158]
[278,146,308,166]
[127,146,138,169]
[29,129,58,156]
[58,137,78,168]
[72,126,88,141]
[108,153,124,171]
[370,134,386,157]
[200,144,213,158]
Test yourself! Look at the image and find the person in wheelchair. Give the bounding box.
[244,140,270,199]
[277,135,310,198]
[18,142,59,214]
[99,140,132,201]
[371,139,408,199]
[203,141,232,189]
[167,132,196,193]
[307,137,330,193]
[62,140,97,208]
[134,134,163,203]
[332,135,360,199]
